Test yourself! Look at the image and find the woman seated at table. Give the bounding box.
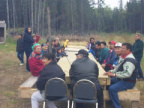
[29,43,45,76]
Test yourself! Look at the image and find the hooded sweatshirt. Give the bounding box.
[23,27,34,51]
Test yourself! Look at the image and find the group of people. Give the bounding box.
[16,27,143,108]
[16,27,69,76]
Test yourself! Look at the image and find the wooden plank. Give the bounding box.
[18,88,38,98]
[19,76,38,89]
[103,90,140,101]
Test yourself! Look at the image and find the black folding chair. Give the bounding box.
[43,78,70,108]
[72,79,98,108]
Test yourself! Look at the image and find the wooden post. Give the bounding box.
[47,7,52,53]
[131,101,139,108]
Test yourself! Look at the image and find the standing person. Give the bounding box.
[23,27,34,72]
[102,41,116,71]
[31,53,65,108]
[64,39,69,48]
[104,43,138,108]
[16,34,24,66]
[133,33,144,80]
[32,34,40,44]
[98,41,109,64]
[69,49,103,108]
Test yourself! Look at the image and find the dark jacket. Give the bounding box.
[133,39,144,58]
[98,47,109,64]
[69,57,100,87]
[23,27,34,51]
[36,61,65,91]
[104,50,116,65]
[16,38,24,52]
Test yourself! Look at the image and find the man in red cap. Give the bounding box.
[102,41,116,71]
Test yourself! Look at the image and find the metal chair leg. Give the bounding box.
[67,100,70,108]
[96,102,98,108]
[71,101,74,108]
[43,101,45,108]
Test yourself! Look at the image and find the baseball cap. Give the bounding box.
[115,42,122,47]
[75,49,89,57]
[109,41,116,45]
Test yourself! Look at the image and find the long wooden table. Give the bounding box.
[18,45,110,108]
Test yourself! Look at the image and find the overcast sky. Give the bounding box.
[95,0,129,9]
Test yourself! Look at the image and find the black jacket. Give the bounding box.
[69,57,100,87]
[16,38,24,52]
[36,61,65,91]
[23,27,34,51]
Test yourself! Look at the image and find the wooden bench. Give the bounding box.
[18,76,38,98]
[103,88,140,108]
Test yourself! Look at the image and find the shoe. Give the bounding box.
[20,63,24,66]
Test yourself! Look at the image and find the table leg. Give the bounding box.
[103,85,106,108]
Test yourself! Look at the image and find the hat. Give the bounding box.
[32,34,36,37]
[109,41,116,45]
[115,42,122,47]
[32,43,41,51]
[75,49,89,57]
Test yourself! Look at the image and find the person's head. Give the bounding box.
[101,41,106,49]
[75,49,89,59]
[42,44,48,51]
[90,38,95,43]
[95,41,101,49]
[42,53,54,65]
[52,40,56,46]
[18,34,22,39]
[114,42,122,55]
[109,41,116,50]
[25,27,31,34]
[34,45,41,54]
[61,46,65,52]
[32,34,37,41]
[28,27,31,33]
[121,43,132,56]
[56,38,59,43]
[135,33,141,41]
[57,47,62,54]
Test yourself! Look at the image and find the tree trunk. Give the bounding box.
[31,0,33,34]
[42,0,46,37]
[6,0,10,35]
[81,0,84,35]
[47,7,52,53]
[12,0,16,34]
[37,0,41,34]
[71,0,74,35]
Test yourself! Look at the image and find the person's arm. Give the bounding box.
[24,34,34,43]
[115,62,135,79]
[35,35,40,43]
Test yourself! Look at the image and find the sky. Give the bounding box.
[95,0,129,9]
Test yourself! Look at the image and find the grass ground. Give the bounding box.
[0,34,144,108]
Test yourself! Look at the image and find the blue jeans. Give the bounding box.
[25,50,32,72]
[135,57,144,78]
[17,52,24,63]
[108,77,135,108]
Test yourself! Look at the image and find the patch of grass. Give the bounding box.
[3,91,15,97]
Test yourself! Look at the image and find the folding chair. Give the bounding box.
[43,77,70,108]
[72,79,98,108]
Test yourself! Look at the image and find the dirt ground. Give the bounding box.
[0,42,144,108]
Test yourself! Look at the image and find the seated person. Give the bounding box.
[98,41,109,64]
[31,53,65,108]
[104,43,137,108]
[32,34,40,44]
[29,44,44,76]
[55,47,62,62]
[61,46,67,56]
[88,38,96,57]
[56,37,60,47]
[113,42,122,68]
[41,44,48,55]
[95,41,101,60]
[69,49,103,108]
[102,41,116,71]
